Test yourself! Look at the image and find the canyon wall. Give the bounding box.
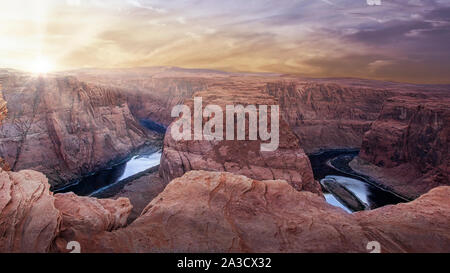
[71,68,211,126]
[353,96,449,198]
[265,81,389,153]
[0,84,9,170]
[0,72,154,188]
[75,70,395,153]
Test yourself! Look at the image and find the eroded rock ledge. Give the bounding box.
[60,171,450,253]
[0,168,131,253]
[0,169,449,253]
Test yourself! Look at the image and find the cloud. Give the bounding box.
[0,0,449,83]
[126,0,167,13]
[368,60,394,73]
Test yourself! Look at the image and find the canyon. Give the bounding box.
[0,67,449,252]
[0,70,160,188]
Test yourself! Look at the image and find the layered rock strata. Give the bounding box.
[159,86,321,194]
[0,72,152,187]
[353,96,449,198]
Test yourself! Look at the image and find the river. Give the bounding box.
[54,146,162,197]
[309,149,408,213]
[54,118,166,197]
[55,145,407,212]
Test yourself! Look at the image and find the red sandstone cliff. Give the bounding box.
[265,81,389,152]
[352,96,449,198]
[0,84,9,170]
[159,85,321,194]
[0,71,156,188]
[70,68,211,126]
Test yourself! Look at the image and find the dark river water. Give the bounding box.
[54,147,162,196]
[309,149,408,213]
[54,119,165,197]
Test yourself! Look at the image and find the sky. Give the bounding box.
[0,0,449,83]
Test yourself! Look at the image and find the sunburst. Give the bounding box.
[30,56,54,74]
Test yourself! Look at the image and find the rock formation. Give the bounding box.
[0,85,6,124]
[0,168,132,253]
[64,171,450,253]
[0,85,9,171]
[353,96,450,198]
[159,86,321,194]
[0,166,448,253]
[0,169,61,253]
[71,68,211,126]
[0,71,155,188]
[0,92,134,252]
[53,192,132,252]
[265,81,389,153]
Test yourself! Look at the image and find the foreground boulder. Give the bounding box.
[0,168,132,253]
[53,193,132,252]
[0,170,61,253]
[70,171,450,253]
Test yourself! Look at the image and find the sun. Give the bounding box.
[30,56,54,74]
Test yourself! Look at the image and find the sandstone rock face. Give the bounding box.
[265,81,389,153]
[355,186,450,252]
[71,171,450,253]
[0,85,9,171]
[0,72,152,188]
[0,84,6,124]
[0,169,61,253]
[1,168,448,253]
[356,96,450,198]
[53,192,132,251]
[71,68,210,126]
[0,167,134,253]
[159,86,321,194]
[72,68,449,155]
